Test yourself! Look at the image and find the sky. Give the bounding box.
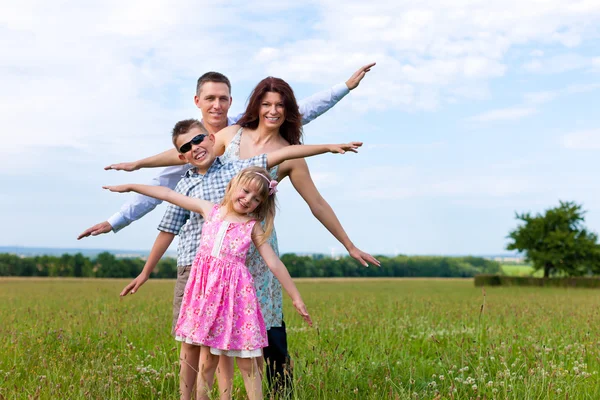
[1,0,599,256]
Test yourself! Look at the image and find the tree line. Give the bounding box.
[0,252,500,278]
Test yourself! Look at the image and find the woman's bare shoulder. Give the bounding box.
[216,124,241,138]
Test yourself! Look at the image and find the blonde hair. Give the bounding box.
[222,166,277,246]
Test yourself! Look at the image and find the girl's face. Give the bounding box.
[231,181,264,215]
[259,92,286,130]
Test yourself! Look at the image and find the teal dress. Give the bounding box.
[220,128,283,330]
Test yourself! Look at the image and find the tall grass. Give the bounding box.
[1,278,599,399]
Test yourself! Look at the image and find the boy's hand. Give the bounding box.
[105,162,139,172]
[293,300,313,326]
[329,142,362,154]
[77,221,113,240]
[120,273,149,296]
[102,185,132,193]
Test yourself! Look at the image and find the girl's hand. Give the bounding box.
[293,299,313,326]
[329,142,362,154]
[102,185,132,193]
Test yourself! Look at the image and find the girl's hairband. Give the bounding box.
[253,172,278,196]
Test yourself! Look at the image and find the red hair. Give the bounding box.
[236,77,303,145]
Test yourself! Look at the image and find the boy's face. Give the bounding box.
[174,127,217,172]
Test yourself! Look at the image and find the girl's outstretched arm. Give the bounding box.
[251,224,312,326]
[266,142,362,169]
[103,184,213,217]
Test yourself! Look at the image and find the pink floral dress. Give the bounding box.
[174,205,268,358]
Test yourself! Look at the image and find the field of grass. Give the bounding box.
[500,264,544,277]
[2,277,600,399]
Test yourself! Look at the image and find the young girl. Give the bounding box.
[104,166,312,400]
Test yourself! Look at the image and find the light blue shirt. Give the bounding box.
[107,82,350,231]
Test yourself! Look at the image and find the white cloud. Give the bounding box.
[2,0,600,172]
[353,165,535,200]
[562,129,600,149]
[523,53,595,74]
[530,49,544,57]
[466,107,537,123]
[523,91,559,104]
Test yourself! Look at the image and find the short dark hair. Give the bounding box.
[196,72,231,96]
[171,119,207,148]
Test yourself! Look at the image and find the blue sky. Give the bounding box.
[1,0,599,256]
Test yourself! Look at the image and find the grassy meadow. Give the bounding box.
[500,264,543,277]
[2,278,600,399]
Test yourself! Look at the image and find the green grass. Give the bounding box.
[500,263,544,277]
[2,277,600,399]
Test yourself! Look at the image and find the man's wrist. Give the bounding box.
[107,213,124,232]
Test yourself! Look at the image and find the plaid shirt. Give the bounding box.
[158,154,267,267]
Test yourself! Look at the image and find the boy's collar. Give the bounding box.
[183,157,223,177]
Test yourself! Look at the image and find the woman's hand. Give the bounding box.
[329,141,363,154]
[348,246,381,267]
[293,299,313,326]
[102,184,133,193]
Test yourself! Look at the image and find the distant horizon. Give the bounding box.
[0,245,522,259]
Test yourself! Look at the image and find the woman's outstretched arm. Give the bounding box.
[283,159,380,267]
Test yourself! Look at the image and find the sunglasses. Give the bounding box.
[179,134,207,153]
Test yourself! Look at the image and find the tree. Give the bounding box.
[506,201,600,278]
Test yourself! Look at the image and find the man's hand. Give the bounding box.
[77,221,113,240]
[102,185,132,193]
[348,246,381,267]
[105,162,139,172]
[120,273,150,296]
[345,62,376,90]
[329,141,363,154]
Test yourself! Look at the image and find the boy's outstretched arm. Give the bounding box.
[266,142,362,169]
[103,184,212,217]
[120,231,175,296]
[252,224,312,326]
[105,149,185,171]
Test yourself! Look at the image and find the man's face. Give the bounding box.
[174,127,217,171]
[194,82,232,128]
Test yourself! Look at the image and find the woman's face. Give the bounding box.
[258,91,286,130]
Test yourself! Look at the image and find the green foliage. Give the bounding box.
[475,274,600,288]
[1,253,500,278]
[506,201,600,278]
[281,254,501,277]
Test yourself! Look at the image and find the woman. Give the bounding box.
[112,77,379,395]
